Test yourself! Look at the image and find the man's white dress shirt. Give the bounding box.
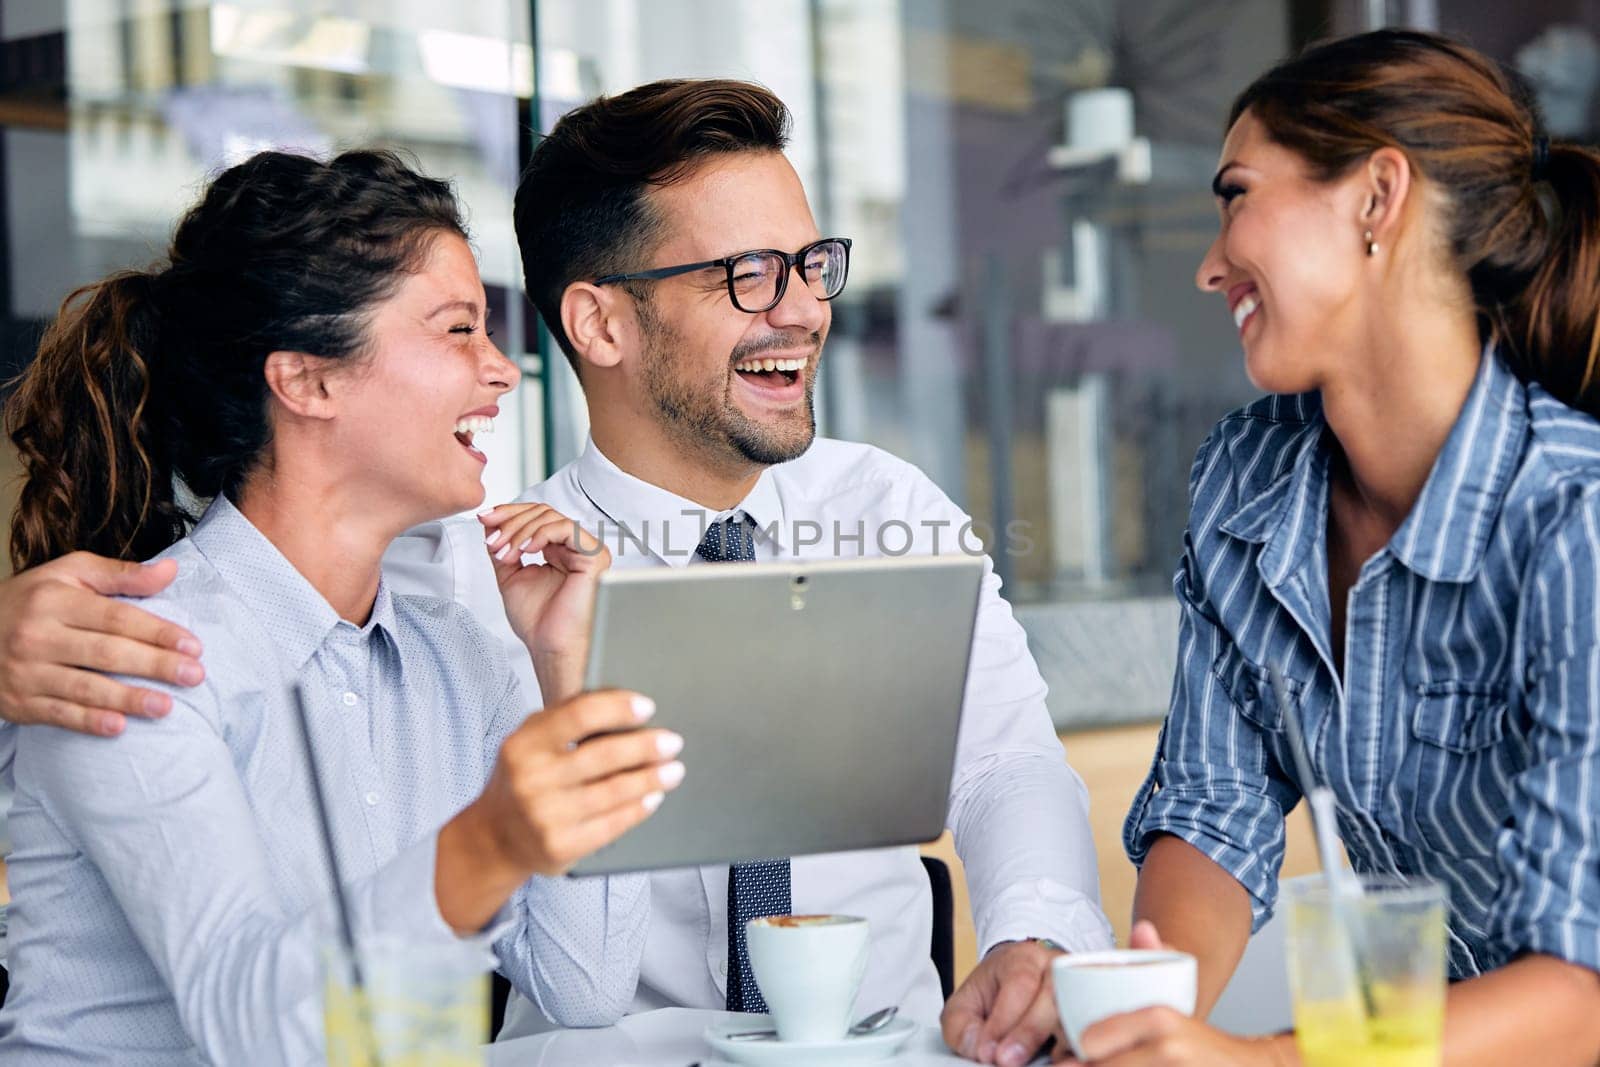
[382,436,1113,1035]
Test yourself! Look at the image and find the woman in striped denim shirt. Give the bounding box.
[1079,30,1600,1067]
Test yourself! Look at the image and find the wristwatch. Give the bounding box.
[991,937,1068,955]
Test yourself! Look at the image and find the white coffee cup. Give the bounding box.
[745,914,869,1043]
[1052,949,1197,1061]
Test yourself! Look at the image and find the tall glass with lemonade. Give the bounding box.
[1285,873,1446,1067]
[323,938,493,1067]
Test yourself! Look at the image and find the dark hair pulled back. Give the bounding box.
[1232,29,1600,414]
[5,149,465,572]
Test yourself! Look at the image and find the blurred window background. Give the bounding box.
[6,1,1597,725]
[1,0,1597,960]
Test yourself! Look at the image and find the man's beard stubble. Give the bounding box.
[636,294,819,467]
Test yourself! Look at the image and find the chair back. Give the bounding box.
[922,855,956,999]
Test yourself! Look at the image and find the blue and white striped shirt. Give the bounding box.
[1125,349,1600,980]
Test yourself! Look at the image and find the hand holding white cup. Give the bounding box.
[1052,948,1197,1061]
[745,914,870,1043]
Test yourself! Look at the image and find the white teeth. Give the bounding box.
[1233,294,1260,330]
[734,357,808,373]
[453,415,495,435]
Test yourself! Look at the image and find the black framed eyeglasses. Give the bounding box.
[593,237,852,314]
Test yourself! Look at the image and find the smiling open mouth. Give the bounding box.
[1234,294,1261,331]
[453,414,493,458]
[733,355,806,388]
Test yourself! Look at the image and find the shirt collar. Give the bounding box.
[1218,418,1330,588]
[1387,348,1528,582]
[1220,346,1528,586]
[187,495,401,670]
[573,436,788,566]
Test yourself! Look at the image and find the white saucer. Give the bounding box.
[704,1016,917,1065]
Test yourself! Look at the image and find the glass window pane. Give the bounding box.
[4,0,543,505]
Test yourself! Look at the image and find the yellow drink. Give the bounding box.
[324,982,486,1067]
[1293,986,1442,1067]
[323,941,490,1067]
[1284,875,1447,1067]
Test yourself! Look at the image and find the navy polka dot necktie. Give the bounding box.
[696,515,792,1013]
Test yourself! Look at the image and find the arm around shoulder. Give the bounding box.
[0,552,202,735]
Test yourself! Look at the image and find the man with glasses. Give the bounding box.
[0,79,1109,1065]
[481,77,1110,1063]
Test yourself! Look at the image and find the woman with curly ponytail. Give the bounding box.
[0,151,680,1062]
[6,269,183,569]
[1073,30,1600,1067]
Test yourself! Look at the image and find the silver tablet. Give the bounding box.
[567,554,984,877]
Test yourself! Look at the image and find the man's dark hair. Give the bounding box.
[513,78,791,370]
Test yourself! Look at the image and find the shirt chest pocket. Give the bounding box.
[1403,681,1513,855]
[1210,650,1308,778]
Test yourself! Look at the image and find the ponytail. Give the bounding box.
[1499,142,1600,415]
[6,271,187,572]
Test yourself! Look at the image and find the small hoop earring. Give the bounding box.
[1364,229,1379,257]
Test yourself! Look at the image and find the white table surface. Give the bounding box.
[486,1007,973,1066]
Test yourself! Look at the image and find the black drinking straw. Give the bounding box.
[292,683,382,1065]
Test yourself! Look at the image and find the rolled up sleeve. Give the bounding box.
[1123,431,1302,930]
[1491,496,1600,974]
[1123,545,1300,928]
